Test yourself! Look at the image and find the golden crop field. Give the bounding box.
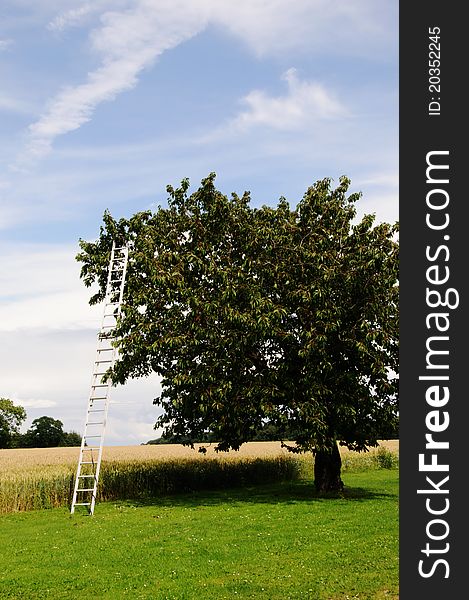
[0,440,398,474]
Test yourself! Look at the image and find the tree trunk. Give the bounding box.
[314,443,344,493]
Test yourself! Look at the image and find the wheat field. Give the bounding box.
[0,440,398,473]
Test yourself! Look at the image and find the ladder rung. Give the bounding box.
[73,502,92,506]
[88,409,105,413]
[92,384,109,388]
[85,422,105,425]
[90,397,107,400]
[84,435,102,438]
[78,474,96,478]
[80,461,96,465]
[77,488,95,492]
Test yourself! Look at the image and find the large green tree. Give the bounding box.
[77,174,399,491]
[23,416,65,448]
[0,398,27,449]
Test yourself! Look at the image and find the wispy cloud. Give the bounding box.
[22,1,207,163]
[0,39,13,51]
[47,2,108,32]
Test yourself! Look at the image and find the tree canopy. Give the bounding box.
[77,174,399,491]
[0,398,27,449]
[22,416,66,448]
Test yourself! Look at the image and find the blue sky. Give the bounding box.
[0,0,398,445]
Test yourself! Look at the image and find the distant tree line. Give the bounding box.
[145,419,398,446]
[145,422,298,445]
[0,398,82,449]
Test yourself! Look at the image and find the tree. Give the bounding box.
[23,416,65,448]
[0,398,27,449]
[61,431,83,447]
[77,174,399,492]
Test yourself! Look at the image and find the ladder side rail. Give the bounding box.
[71,351,113,513]
[89,252,126,513]
[89,412,110,515]
[88,338,119,514]
[71,241,129,515]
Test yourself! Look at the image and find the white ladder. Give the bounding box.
[71,242,129,515]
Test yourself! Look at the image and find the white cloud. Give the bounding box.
[0,39,13,51]
[0,241,162,442]
[0,242,101,331]
[0,290,102,332]
[0,328,97,430]
[226,68,346,135]
[0,92,35,115]
[14,397,57,409]
[0,328,162,443]
[209,0,396,58]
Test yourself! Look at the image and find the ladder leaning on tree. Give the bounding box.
[71,241,129,515]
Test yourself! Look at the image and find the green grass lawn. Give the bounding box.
[0,470,398,600]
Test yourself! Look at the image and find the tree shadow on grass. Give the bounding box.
[108,477,397,511]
